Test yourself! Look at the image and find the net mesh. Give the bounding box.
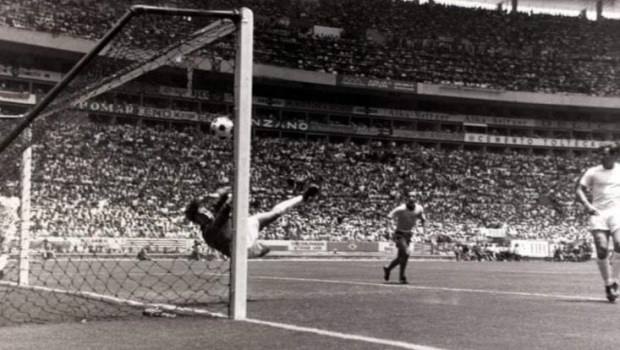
[0,7,239,325]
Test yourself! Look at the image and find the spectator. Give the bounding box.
[42,239,55,260]
[512,244,522,261]
[137,246,152,261]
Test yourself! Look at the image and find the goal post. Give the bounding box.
[231,7,253,321]
[18,127,31,286]
[0,5,253,325]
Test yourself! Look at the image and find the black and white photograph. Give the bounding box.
[0,0,620,349]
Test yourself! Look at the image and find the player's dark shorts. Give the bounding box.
[393,230,413,245]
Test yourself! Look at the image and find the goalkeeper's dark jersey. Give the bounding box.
[199,195,233,257]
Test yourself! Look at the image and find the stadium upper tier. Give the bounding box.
[0,0,619,96]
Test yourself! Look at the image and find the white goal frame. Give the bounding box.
[231,7,253,321]
[0,5,253,321]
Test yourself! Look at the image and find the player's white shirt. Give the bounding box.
[0,196,19,270]
[389,203,424,232]
[0,196,20,210]
[580,163,620,211]
[0,196,20,236]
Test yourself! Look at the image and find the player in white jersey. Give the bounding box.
[576,144,620,302]
[383,192,427,284]
[0,195,20,279]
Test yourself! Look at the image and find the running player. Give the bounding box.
[383,191,427,284]
[576,144,620,302]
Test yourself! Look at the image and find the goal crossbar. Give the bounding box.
[0,5,243,154]
[49,19,236,118]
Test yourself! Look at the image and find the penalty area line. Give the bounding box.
[244,318,447,350]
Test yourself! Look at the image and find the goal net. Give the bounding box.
[0,5,253,325]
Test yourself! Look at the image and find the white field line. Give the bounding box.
[244,318,448,350]
[242,274,601,350]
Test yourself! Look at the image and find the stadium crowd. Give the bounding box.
[1,0,620,96]
[12,116,591,246]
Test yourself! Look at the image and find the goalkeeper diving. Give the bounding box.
[184,184,319,258]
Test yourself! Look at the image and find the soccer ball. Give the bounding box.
[210,116,234,139]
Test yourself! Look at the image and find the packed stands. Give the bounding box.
[1,0,619,96]
[21,117,591,245]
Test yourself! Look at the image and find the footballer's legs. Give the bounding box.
[244,185,319,258]
[592,230,616,302]
[384,257,397,282]
[384,235,410,284]
[253,184,320,231]
[609,228,620,300]
[245,217,270,258]
[0,254,7,279]
[248,241,271,259]
[384,236,400,281]
[397,237,410,284]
